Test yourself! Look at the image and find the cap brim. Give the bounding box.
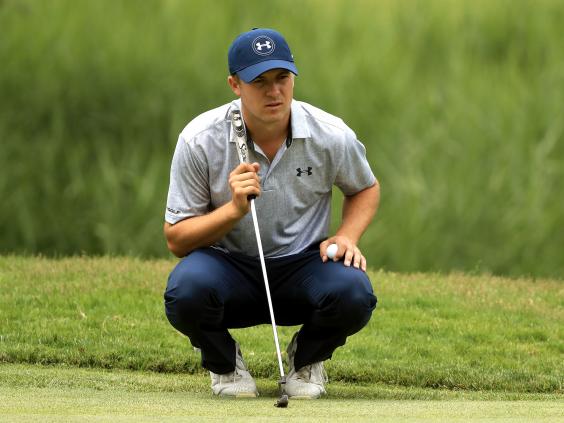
[237,60,298,83]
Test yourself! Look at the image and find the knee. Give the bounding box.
[326,272,377,330]
[164,265,217,323]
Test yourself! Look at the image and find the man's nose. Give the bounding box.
[266,81,282,96]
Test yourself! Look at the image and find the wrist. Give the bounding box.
[335,230,360,245]
[225,200,246,221]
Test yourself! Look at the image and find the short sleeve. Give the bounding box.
[165,135,210,224]
[334,127,377,195]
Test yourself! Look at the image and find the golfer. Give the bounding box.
[164,28,379,399]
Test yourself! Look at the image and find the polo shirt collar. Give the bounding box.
[290,100,311,140]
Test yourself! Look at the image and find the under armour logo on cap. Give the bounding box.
[228,28,298,83]
[253,36,275,55]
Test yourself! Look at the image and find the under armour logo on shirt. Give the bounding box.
[252,36,275,56]
[296,167,313,176]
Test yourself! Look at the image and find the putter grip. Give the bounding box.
[232,110,258,202]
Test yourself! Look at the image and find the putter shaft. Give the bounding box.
[250,199,286,379]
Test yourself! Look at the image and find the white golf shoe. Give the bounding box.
[285,332,327,399]
[210,343,258,397]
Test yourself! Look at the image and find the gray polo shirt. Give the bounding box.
[165,99,376,258]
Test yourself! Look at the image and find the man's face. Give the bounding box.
[228,68,294,126]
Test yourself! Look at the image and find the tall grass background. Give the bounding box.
[1,0,563,277]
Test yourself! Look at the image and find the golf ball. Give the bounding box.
[326,243,338,259]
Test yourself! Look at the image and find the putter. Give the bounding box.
[231,110,289,408]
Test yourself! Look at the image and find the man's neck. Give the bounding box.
[242,114,289,162]
[242,111,290,148]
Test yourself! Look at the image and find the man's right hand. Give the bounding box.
[164,162,261,257]
[228,162,261,216]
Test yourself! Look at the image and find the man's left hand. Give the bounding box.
[319,236,367,272]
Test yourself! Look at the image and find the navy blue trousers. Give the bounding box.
[164,246,377,374]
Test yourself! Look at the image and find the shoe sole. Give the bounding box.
[286,395,319,400]
[213,391,258,398]
[234,392,258,398]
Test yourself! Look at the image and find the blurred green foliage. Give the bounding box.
[1,0,563,277]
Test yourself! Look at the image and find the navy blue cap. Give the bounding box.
[228,28,298,83]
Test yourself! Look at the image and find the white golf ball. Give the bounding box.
[326,243,338,259]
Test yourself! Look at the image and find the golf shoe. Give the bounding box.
[284,332,327,399]
[210,343,258,397]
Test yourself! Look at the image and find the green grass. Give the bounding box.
[1,365,563,422]
[1,256,562,420]
[1,256,562,395]
[0,363,560,401]
[1,0,564,277]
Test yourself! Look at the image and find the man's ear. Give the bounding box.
[227,75,241,96]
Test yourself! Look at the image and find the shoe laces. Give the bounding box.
[295,361,328,384]
[214,346,248,384]
[218,367,243,384]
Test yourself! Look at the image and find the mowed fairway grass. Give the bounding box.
[0,256,562,421]
[1,368,562,423]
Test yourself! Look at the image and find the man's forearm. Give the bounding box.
[164,202,243,257]
[336,182,380,244]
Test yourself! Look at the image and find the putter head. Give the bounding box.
[275,394,289,408]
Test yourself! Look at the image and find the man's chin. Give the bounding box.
[262,106,289,120]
